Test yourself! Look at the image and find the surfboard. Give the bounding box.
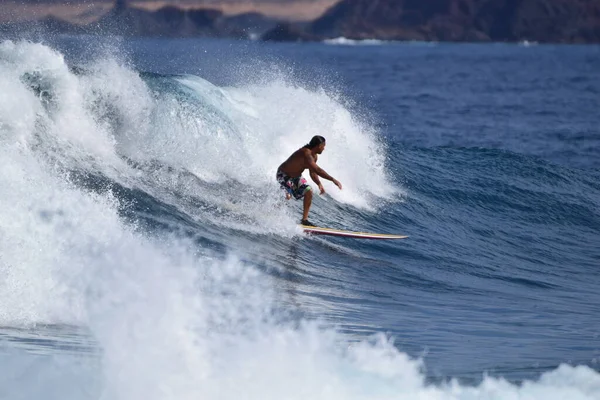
[299,225,408,240]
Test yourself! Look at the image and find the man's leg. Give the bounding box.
[302,189,313,222]
[277,171,292,201]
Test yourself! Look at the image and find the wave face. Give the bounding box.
[0,39,599,399]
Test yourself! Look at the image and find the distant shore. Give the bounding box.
[1,0,599,44]
[0,1,340,24]
[128,0,340,21]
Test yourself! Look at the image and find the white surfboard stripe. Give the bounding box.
[300,225,408,240]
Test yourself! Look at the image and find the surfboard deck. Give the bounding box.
[299,225,408,240]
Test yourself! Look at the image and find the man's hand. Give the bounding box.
[333,179,343,190]
[318,183,325,195]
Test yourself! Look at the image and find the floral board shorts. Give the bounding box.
[276,170,312,200]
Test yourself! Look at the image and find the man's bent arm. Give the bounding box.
[308,161,335,182]
[310,170,322,186]
[306,151,340,184]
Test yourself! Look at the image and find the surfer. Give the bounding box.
[276,135,343,226]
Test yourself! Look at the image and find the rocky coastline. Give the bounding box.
[263,0,600,43]
[1,0,599,44]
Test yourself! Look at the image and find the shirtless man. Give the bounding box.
[276,135,343,226]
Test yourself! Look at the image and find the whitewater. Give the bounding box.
[0,38,599,399]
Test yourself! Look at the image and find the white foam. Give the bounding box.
[1,176,598,400]
[0,41,121,165]
[104,69,402,230]
[2,38,400,237]
[0,136,117,325]
[174,75,399,209]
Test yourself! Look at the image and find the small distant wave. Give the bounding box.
[323,37,389,46]
[519,40,538,47]
[323,37,439,46]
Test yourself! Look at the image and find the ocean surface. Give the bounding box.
[0,35,599,399]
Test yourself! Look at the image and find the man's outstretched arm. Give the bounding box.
[306,153,342,190]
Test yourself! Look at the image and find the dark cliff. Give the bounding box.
[2,0,599,43]
[263,0,600,42]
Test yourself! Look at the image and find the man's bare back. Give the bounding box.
[278,147,316,178]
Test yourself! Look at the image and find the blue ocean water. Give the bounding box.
[0,36,599,399]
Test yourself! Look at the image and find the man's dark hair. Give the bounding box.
[304,135,326,149]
